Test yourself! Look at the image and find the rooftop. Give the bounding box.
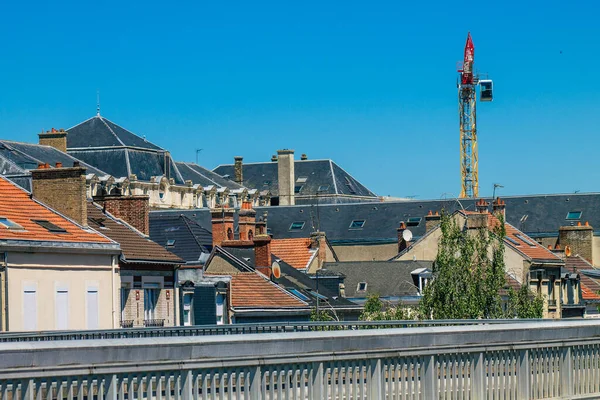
[230,272,309,309]
[271,238,316,270]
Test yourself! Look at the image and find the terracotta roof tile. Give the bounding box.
[271,238,315,270]
[88,203,183,264]
[565,256,600,301]
[0,177,111,244]
[230,272,308,308]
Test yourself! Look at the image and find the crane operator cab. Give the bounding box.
[479,80,493,102]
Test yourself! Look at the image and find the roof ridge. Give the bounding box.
[329,159,376,197]
[100,116,166,151]
[181,214,209,249]
[179,162,222,187]
[329,160,339,195]
[65,115,97,131]
[98,116,126,147]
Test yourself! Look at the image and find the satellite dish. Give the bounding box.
[271,261,281,279]
[402,229,413,242]
[565,246,572,257]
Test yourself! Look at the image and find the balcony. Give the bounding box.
[548,299,557,308]
[144,319,165,327]
[119,320,134,328]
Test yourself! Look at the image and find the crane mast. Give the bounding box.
[458,33,478,198]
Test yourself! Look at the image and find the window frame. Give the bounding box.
[0,217,24,230]
[566,211,582,220]
[357,282,368,292]
[31,219,67,233]
[349,219,366,230]
[289,221,305,231]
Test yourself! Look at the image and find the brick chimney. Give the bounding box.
[425,210,441,233]
[31,162,87,226]
[94,195,150,235]
[238,201,256,241]
[559,222,593,263]
[233,156,243,185]
[475,198,489,213]
[397,222,411,252]
[210,207,235,247]
[254,234,272,277]
[492,197,506,221]
[310,231,327,268]
[38,128,68,153]
[277,149,295,206]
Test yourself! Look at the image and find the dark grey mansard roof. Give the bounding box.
[0,140,110,192]
[66,115,185,184]
[176,162,244,190]
[151,192,600,245]
[212,159,377,199]
[323,260,433,299]
[149,214,212,264]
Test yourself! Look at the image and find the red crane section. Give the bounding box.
[460,32,475,85]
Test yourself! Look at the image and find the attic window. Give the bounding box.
[222,174,230,179]
[515,234,535,246]
[357,282,367,292]
[566,211,582,220]
[318,185,330,192]
[349,220,366,229]
[344,177,357,194]
[32,219,67,233]
[90,217,106,228]
[289,221,305,231]
[406,217,422,227]
[0,217,24,230]
[294,185,303,194]
[166,239,176,247]
[505,237,521,246]
[288,289,310,302]
[296,177,308,183]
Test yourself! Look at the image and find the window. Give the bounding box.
[317,185,330,192]
[23,286,37,331]
[566,211,582,220]
[345,177,357,195]
[248,230,253,241]
[31,220,67,233]
[263,180,272,186]
[166,239,176,247]
[357,282,367,292]
[294,185,303,194]
[289,221,305,231]
[296,177,308,183]
[349,220,366,229]
[182,293,192,326]
[505,237,521,246]
[56,287,69,330]
[515,234,535,246]
[309,291,327,300]
[144,287,159,321]
[406,217,422,227]
[86,287,99,329]
[288,289,310,302]
[0,217,24,230]
[216,293,225,325]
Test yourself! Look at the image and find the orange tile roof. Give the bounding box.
[271,238,315,270]
[230,273,308,308]
[0,177,112,244]
[565,256,600,301]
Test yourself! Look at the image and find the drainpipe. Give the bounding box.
[111,255,117,328]
[2,252,8,331]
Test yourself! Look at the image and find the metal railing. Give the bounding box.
[119,320,134,328]
[1,320,599,399]
[143,318,165,327]
[0,318,546,342]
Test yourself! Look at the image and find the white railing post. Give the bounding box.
[560,346,574,397]
[22,379,34,400]
[106,374,118,400]
[368,359,383,399]
[182,370,193,400]
[472,352,486,399]
[421,355,438,399]
[311,362,324,400]
[517,349,531,400]
[249,366,262,399]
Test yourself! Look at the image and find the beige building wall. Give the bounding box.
[333,243,398,262]
[205,255,243,275]
[7,252,118,332]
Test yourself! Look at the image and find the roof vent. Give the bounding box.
[301,154,308,160]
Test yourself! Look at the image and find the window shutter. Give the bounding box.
[193,286,217,326]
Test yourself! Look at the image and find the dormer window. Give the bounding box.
[0,217,24,231]
[357,282,367,292]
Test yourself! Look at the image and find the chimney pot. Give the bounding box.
[301,154,308,160]
[55,162,62,168]
[73,161,80,167]
[585,221,590,227]
[271,155,278,162]
[44,163,50,169]
[577,221,582,226]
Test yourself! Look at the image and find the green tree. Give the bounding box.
[505,284,544,319]
[359,294,412,321]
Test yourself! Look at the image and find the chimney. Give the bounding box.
[233,156,243,184]
[492,197,506,220]
[425,210,441,233]
[310,231,328,268]
[238,201,256,242]
[94,195,150,235]
[277,149,295,206]
[475,198,489,213]
[254,234,272,277]
[38,128,68,153]
[397,222,411,252]
[301,154,308,161]
[210,207,235,247]
[271,155,278,162]
[31,162,87,226]
[559,222,593,263]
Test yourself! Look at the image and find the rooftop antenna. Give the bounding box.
[195,149,203,164]
[96,90,100,116]
[492,183,504,199]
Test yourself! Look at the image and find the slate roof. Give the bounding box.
[176,162,245,190]
[271,238,316,270]
[149,214,212,264]
[0,177,114,245]
[323,260,433,299]
[0,140,109,192]
[66,115,185,184]
[151,192,600,245]
[230,273,309,309]
[87,203,183,264]
[213,159,377,200]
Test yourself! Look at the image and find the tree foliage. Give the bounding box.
[359,294,412,321]
[505,284,544,319]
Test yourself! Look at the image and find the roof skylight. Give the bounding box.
[289,221,305,231]
[32,219,67,233]
[288,289,310,302]
[349,220,366,229]
[406,217,422,227]
[296,177,308,183]
[294,185,303,194]
[0,217,24,231]
[166,239,176,246]
[515,234,535,246]
[566,211,582,220]
[317,185,330,192]
[505,237,520,246]
[357,282,367,292]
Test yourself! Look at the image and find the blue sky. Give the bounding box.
[1,0,599,199]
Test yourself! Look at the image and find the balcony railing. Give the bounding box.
[119,320,134,328]
[144,319,165,327]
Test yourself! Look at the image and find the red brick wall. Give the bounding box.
[211,208,235,247]
[254,235,272,270]
[95,195,150,235]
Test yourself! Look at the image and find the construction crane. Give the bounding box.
[457,32,493,198]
